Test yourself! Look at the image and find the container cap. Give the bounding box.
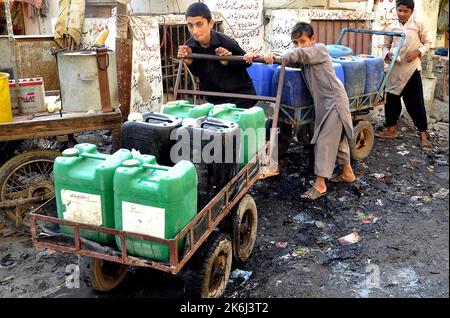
[62,148,80,157]
[122,159,141,167]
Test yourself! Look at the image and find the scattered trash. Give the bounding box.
[375,199,384,206]
[38,248,56,258]
[427,166,435,172]
[275,280,282,286]
[230,269,253,286]
[397,151,410,156]
[0,254,15,268]
[0,276,15,286]
[422,196,433,204]
[278,254,291,261]
[315,220,326,228]
[338,232,361,245]
[293,212,315,224]
[410,157,425,165]
[275,242,288,248]
[396,144,407,151]
[360,180,370,187]
[291,246,311,257]
[359,162,369,169]
[353,212,381,224]
[338,196,348,202]
[432,188,449,199]
[369,172,392,183]
[371,173,385,179]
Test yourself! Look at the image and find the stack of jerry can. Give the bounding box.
[121,112,182,166]
[173,117,241,210]
[53,144,139,244]
[208,104,265,168]
[113,158,197,261]
[162,100,214,119]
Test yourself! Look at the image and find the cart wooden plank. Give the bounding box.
[0,111,122,149]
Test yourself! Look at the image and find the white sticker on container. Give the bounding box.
[122,201,165,239]
[61,190,102,226]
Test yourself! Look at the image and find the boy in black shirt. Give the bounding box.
[177,2,256,108]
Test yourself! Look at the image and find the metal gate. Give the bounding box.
[159,23,223,103]
[311,20,373,55]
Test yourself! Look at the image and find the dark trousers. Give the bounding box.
[385,70,428,132]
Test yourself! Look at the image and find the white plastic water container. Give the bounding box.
[57,50,119,112]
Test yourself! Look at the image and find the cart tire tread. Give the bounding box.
[350,121,374,161]
[184,231,232,298]
[79,256,128,292]
[231,194,258,265]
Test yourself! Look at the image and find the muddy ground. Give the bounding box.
[0,117,448,298]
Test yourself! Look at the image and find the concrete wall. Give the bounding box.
[128,0,374,13]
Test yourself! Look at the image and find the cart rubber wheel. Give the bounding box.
[0,150,60,227]
[266,120,293,157]
[230,194,257,265]
[350,121,374,161]
[79,256,128,292]
[184,231,232,298]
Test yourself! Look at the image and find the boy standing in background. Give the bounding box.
[375,0,432,151]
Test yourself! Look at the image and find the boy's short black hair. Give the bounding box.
[396,0,415,10]
[291,22,314,39]
[186,2,212,21]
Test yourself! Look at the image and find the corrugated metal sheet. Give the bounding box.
[311,20,373,55]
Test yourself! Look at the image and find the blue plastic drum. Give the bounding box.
[358,54,384,94]
[332,56,366,98]
[271,66,313,107]
[333,62,345,86]
[247,62,278,96]
[326,45,353,58]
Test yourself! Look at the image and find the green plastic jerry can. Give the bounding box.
[113,159,197,261]
[208,104,266,167]
[162,100,214,119]
[53,144,135,244]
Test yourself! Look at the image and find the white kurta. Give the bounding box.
[383,17,431,96]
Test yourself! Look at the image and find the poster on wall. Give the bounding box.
[128,16,163,113]
[264,9,301,53]
[81,18,116,50]
[205,0,265,54]
[372,0,398,56]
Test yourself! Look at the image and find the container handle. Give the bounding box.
[80,153,108,160]
[144,112,174,124]
[200,118,229,129]
[142,164,170,171]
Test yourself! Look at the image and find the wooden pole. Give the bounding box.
[116,1,132,122]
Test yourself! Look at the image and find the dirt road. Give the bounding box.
[0,119,448,298]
